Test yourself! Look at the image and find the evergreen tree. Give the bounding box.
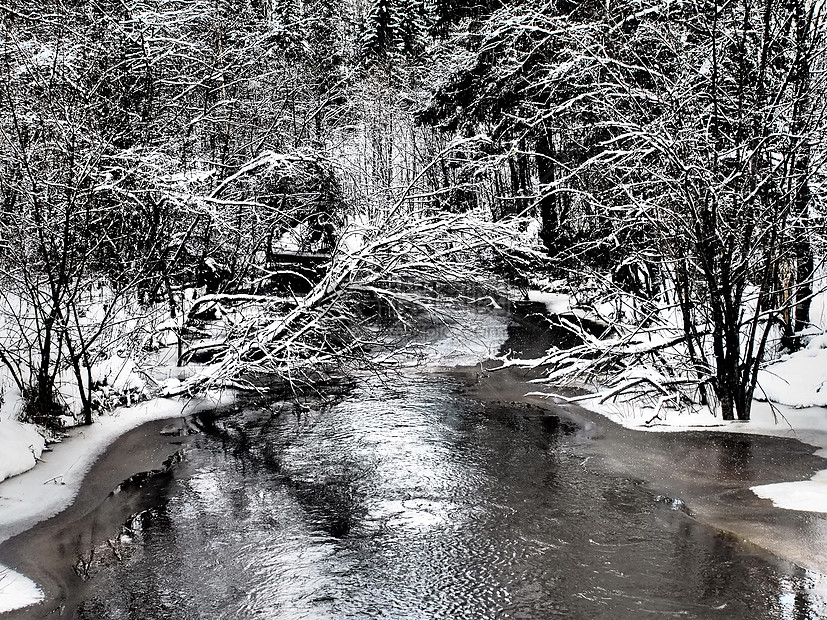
[428,0,502,36]
[396,0,428,56]
[362,0,398,58]
[361,0,430,60]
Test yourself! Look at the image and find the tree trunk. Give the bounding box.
[794,228,813,335]
[535,132,562,254]
[790,0,814,339]
[719,389,735,421]
[35,311,57,419]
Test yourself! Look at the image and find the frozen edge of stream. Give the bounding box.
[0,392,236,613]
[558,396,827,515]
[525,290,827,516]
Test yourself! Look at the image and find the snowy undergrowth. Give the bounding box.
[0,287,216,613]
[0,316,174,484]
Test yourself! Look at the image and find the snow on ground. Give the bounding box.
[0,373,46,485]
[0,391,235,613]
[0,418,45,485]
[526,290,573,315]
[0,566,43,614]
[757,335,827,408]
[526,288,617,326]
[90,355,146,393]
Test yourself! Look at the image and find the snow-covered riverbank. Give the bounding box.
[521,285,827,516]
[526,338,827,515]
[0,392,234,613]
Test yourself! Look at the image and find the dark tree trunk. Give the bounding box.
[536,132,563,254]
[790,0,814,339]
[795,233,814,335]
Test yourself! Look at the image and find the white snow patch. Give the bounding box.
[164,168,215,186]
[276,222,309,253]
[526,290,572,315]
[339,214,372,255]
[752,470,827,513]
[755,344,827,408]
[91,356,145,392]
[525,289,610,326]
[421,311,509,368]
[0,419,46,484]
[0,566,43,613]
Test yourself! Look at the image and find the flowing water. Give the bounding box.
[72,371,826,619]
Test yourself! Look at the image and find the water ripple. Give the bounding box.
[76,373,827,620]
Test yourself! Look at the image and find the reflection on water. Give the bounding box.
[77,374,826,619]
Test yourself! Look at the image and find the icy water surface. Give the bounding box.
[75,373,826,619]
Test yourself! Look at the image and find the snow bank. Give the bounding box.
[525,289,615,329]
[0,391,235,613]
[0,381,46,484]
[756,338,827,408]
[0,566,43,613]
[0,420,45,484]
[91,356,146,392]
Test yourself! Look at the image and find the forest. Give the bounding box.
[0,0,825,428]
[4,1,827,617]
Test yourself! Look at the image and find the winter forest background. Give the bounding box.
[0,0,826,433]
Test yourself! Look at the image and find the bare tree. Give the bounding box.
[424,0,827,421]
[168,154,531,394]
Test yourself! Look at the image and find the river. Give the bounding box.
[68,369,825,619]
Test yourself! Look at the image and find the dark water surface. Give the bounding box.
[72,372,826,619]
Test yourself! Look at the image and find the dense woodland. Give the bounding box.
[0,0,825,425]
